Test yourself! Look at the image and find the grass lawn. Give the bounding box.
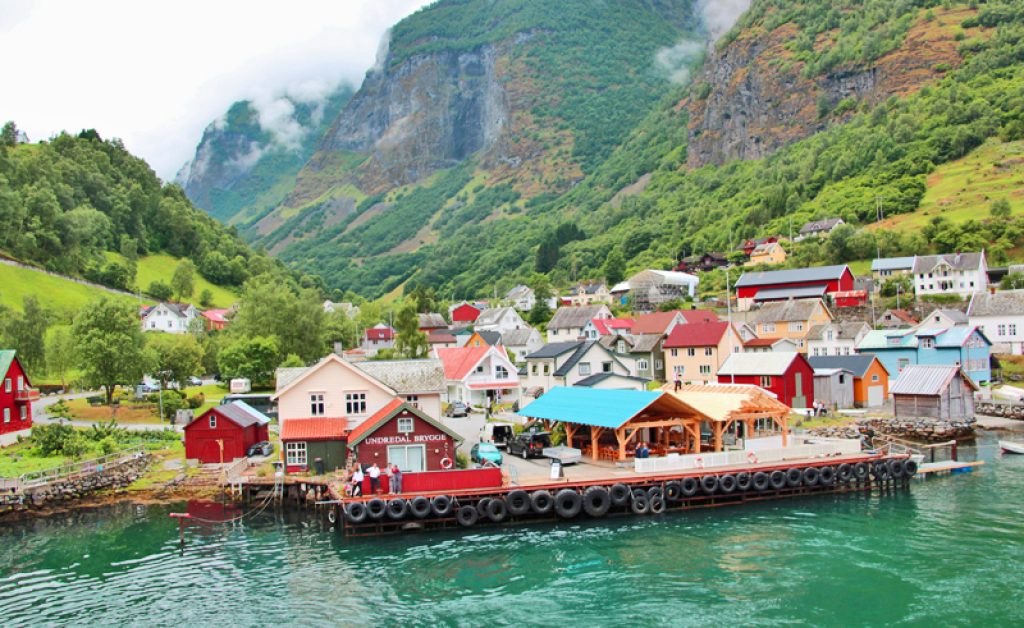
[64,398,166,424]
[0,261,147,316]
[183,383,230,415]
[0,440,67,477]
[792,413,856,430]
[103,252,240,308]
[846,259,872,276]
[871,139,1024,233]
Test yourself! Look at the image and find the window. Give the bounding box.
[762,323,775,334]
[760,375,772,388]
[474,365,484,374]
[687,348,696,357]
[844,347,851,355]
[655,359,663,370]
[792,322,804,332]
[310,392,325,416]
[496,365,509,379]
[20,406,27,421]
[872,374,880,382]
[345,392,367,415]
[617,341,626,354]
[3,408,8,423]
[579,362,592,376]
[543,363,550,375]
[397,417,414,433]
[388,444,426,473]
[531,364,538,375]
[839,374,846,384]
[285,442,307,466]
[3,378,9,393]
[704,347,713,356]
[998,324,1006,336]
[551,329,558,336]
[403,395,419,408]
[898,358,910,372]
[1012,324,1018,336]
[602,362,612,373]
[699,365,712,375]
[671,349,678,357]
[16,376,23,391]
[209,415,217,429]
[637,359,649,371]
[921,338,935,349]
[826,330,834,341]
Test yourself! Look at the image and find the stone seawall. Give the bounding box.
[810,417,976,442]
[1,455,153,515]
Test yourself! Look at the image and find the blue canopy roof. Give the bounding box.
[518,387,664,429]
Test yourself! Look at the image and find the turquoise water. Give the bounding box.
[1,433,1023,626]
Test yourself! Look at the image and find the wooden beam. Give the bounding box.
[590,426,604,461]
[780,414,789,446]
[712,421,724,452]
[565,423,578,448]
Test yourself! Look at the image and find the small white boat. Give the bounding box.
[999,440,1024,454]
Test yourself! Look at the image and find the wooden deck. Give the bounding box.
[917,460,985,476]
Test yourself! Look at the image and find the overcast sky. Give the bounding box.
[0,0,432,179]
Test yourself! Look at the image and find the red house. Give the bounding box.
[184,401,270,463]
[0,350,37,435]
[347,399,462,476]
[735,264,854,309]
[832,290,868,308]
[740,236,780,257]
[717,352,815,408]
[201,309,230,331]
[449,301,482,324]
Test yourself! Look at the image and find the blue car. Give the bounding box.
[470,442,503,467]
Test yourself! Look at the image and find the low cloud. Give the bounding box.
[698,0,752,42]
[655,40,704,84]
[654,0,752,84]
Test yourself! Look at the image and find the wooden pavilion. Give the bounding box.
[662,383,791,450]
[518,387,716,461]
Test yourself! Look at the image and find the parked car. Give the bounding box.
[247,441,273,457]
[507,432,552,459]
[470,442,503,467]
[446,401,469,418]
[187,376,202,386]
[138,382,160,393]
[483,423,514,449]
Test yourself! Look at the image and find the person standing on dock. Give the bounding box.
[673,372,682,392]
[368,462,382,494]
[351,465,364,497]
[388,463,403,495]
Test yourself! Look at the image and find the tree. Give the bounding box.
[991,198,1012,219]
[394,303,428,358]
[6,296,50,375]
[1,121,18,147]
[535,236,560,273]
[148,280,173,301]
[280,354,305,368]
[171,260,196,301]
[603,247,626,286]
[44,325,75,390]
[198,289,214,308]
[73,297,151,404]
[1001,273,1024,290]
[528,275,553,325]
[217,336,279,384]
[146,333,204,389]
[232,275,325,362]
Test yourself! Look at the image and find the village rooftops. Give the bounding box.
[662,383,790,422]
[355,359,445,393]
[417,313,448,329]
[718,352,802,376]
[871,256,916,272]
[574,372,650,387]
[968,289,1024,317]
[501,328,535,346]
[591,318,635,335]
[912,252,985,274]
[750,299,827,323]
[547,305,610,330]
[365,325,394,341]
[806,321,869,341]
[472,330,503,346]
[206,401,270,428]
[663,321,731,348]
[427,330,457,344]
[624,334,663,354]
[890,365,979,395]
[279,417,348,441]
[518,387,703,429]
[631,311,682,335]
[735,264,850,288]
[474,307,516,327]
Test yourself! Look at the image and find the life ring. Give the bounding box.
[694,456,705,469]
[582,486,611,517]
[327,507,338,525]
[747,451,758,464]
[440,457,453,470]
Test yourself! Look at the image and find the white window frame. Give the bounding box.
[20,405,27,421]
[403,394,419,408]
[3,408,9,422]
[310,392,325,416]
[637,359,650,371]
[3,378,9,393]
[872,374,880,382]
[209,415,217,429]
[285,441,307,466]
[655,359,663,370]
[699,365,712,375]
[759,375,772,388]
[578,362,592,376]
[16,376,23,391]
[496,365,509,379]
[763,323,775,334]
[1011,324,1018,336]
[397,417,414,433]
[388,444,426,473]
[345,392,368,416]
[998,324,1007,337]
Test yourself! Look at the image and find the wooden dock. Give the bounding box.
[917,460,985,476]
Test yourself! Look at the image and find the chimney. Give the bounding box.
[333,341,343,356]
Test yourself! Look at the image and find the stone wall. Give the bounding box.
[1,455,152,514]
[809,416,976,442]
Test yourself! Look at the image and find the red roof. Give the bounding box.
[743,338,777,347]
[201,309,229,323]
[428,330,457,344]
[280,418,348,442]
[889,309,918,324]
[678,309,719,324]
[833,290,866,298]
[345,398,404,445]
[366,326,394,341]
[436,346,490,380]
[632,311,683,335]
[664,322,731,348]
[591,318,635,335]
[451,302,482,322]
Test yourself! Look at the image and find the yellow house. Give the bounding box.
[748,299,832,352]
[663,322,743,385]
[746,242,787,267]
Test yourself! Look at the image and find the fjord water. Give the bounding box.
[2,434,1023,626]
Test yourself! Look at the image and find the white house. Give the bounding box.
[141,303,198,333]
[521,340,630,395]
[505,285,535,311]
[913,252,988,298]
[807,322,871,357]
[500,328,544,363]
[919,308,969,329]
[546,304,613,341]
[565,282,612,306]
[797,217,844,241]
[473,307,528,336]
[871,257,915,287]
[437,345,520,407]
[968,289,1024,354]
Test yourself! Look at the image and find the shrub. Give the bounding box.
[98,436,119,455]
[187,394,205,409]
[87,396,105,406]
[456,451,470,469]
[31,423,88,457]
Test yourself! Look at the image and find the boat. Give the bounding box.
[999,440,1024,454]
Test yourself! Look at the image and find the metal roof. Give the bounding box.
[574,372,650,387]
[912,252,985,274]
[807,354,881,377]
[718,352,801,376]
[735,264,849,288]
[518,387,664,429]
[890,365,978,396]
[527,341,583,359]
[213,401,271,428]
[871,256,916,272]
[753,285,828,301]
[0,350,15,380]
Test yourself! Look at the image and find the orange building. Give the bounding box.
[808,354,890,408]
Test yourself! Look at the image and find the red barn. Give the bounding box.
[347,399,462,475]
[0,350,37,435]
[717,352,815,409]
[735,265,854,309]
[449,301,482,324]
[184,401,270,463]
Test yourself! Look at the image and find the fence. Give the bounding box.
[633,439,862,474]
[10,446,147,491]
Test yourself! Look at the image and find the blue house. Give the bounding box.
[857,326,991,384]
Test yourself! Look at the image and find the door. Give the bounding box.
[867,385,884,407]
[791,372,807,409]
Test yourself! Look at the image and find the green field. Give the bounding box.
[0,262,148,316]
[110,253,239,308]
[875,139,1024,231]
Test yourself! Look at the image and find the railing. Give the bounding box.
[13,446,147,490]
[224,457,250,482]
[633,440,862,474]
[14,388,40,402]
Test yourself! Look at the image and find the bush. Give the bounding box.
[186,393,205,409]
[86,395,105,406]
[31,423,87,457]
[456,451,470,469]
[98,436,119,455]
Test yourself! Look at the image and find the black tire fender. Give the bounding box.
[786,467,803,487]
[456,504,478,527]
[853,462,870,480]
[736,472,752,491]
[554,489,582,519]
[476,497,492,519]
[506,489,531,516]
[431,495,452,517]
[701,474,719,495]
[386,498,408,520]
[872,461,889,480]
[631,496,649,515]
[802,467,820,487]
[769,470,787,490]
[664,481,683,501]
[649,496,666,514]
[681,476,699,497]
[327,507,338,525]
[409,495,432,519]
[531,490,554,514]
[904,459,918,477]
[888,458,906,479]
[719,474,737,494]
[610,483,631,506]
[345,502,367,524]
[837,463,853,482]
[366,498,387,520]
[582,486,611,517]
[486,497,508,523]
[753,471,770,491]
[819,466,836,486]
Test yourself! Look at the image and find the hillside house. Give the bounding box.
[521,341,630,396]
[464,330,502,348]
[449,301,483,324]
[745,241,787,267]
[663,322,742,385]
[201,308,230,332]
[913,252,988,298]
[871,257,915,286]
[566,282,613,306]
[473,307,528,336]
[323,301,359,317]
[505,285,535,311]
[744,337,800,353]
[626,270,700,311]
[748,299,833,352]
[876,308,918,329]
[717,352,815,408]
[581,317,635,340]
[184,401,270,464]
[735,264,853,311]
[546,304,613,340]
[427,330,458,352]
[891,365,977,421]
[141,303,198,333]
[807,321,870,357]
[437,345,520,407]
[0,351,36,435]
[417,313,448,333]
[808,354,890,407]
[857,326,991,384]
[501,328,544,363]
[740,236,780,257]
[362,324,395,357]
[676,252,728,273]
[968,289,1024,354]
[797,217,844,240]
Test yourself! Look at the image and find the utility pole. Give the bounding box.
[726,268,735,385]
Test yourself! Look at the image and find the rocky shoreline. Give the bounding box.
[810,417,978,442]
